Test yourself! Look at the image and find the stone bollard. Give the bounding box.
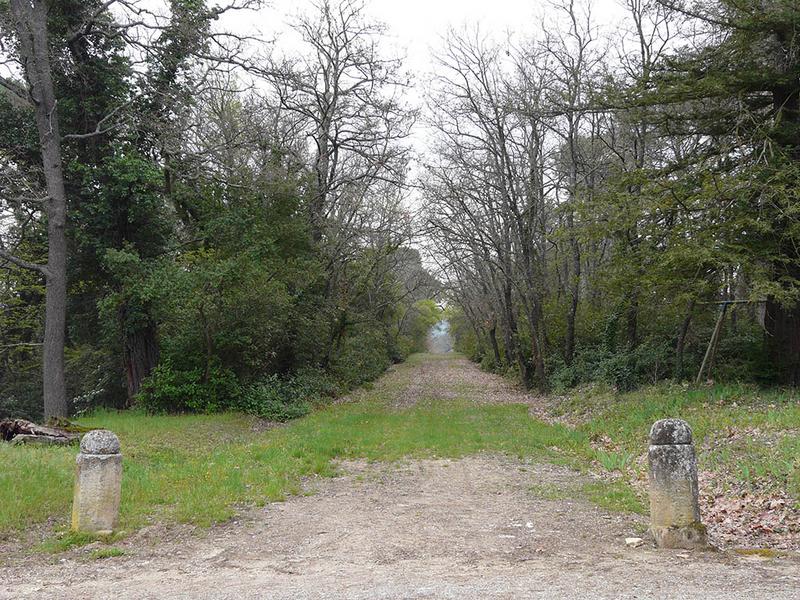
[648,418,707,549]
[71,430,122,535]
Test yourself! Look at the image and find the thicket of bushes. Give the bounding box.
[451,304,768,393]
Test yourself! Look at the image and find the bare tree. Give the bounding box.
[264,0,414,244]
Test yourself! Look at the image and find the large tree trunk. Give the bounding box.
[765,49,800,385]
[122,318,160,402]
[11,0,69,420]
[42,234,67,420]
[765,299,800,386]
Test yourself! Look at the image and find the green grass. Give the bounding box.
[565,382,800,499]
[6,355,798,548]
[595,449,635,472]
[0,444,75,532]
[37,531,120,553]
[528,477,646,514]
[90,547,125,560]
[582,480,646,514]
[0,362,592,541]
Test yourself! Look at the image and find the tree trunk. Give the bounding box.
[123,323,160,402]
[675,300,695,380]
[324,310,348,367]
[765,50,800,385]
[500,283,518,367]
[311,115,333,243]
[11,0,69,419]
[564,207,581,366]
[488,323,502,366]
[765,298,800,386]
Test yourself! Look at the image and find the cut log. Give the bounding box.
[10,433,72,446]
[0,418,81,444]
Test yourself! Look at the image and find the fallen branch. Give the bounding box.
[0,418,82,445]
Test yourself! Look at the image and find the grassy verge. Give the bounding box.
[529,479,646,515]
[6,354,795,548]
[1,368,591,540]
[559,382,800,499]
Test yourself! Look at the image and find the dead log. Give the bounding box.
[10,433,72,446]
[0,418,81,444]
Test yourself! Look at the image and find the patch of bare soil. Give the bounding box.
[365,354,553,412]
[2,455,799,600]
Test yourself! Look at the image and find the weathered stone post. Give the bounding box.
[71,430,122,535]
[648,418,707,549]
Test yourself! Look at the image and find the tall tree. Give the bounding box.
[0,0,260,416]
[650,0,800,383]
[264,0,412,243]
[1,0,69,419]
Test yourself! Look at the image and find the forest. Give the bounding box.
[0,0,440,422]
[1,0,799,423]
[426,0,800,392]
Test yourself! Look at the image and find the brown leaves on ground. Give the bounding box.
[695,426,800,550]
[699,472,800,550]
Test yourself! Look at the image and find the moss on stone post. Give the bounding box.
[71,430,122,535]
[648,418,707,549]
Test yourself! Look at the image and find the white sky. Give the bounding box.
[240,0,630,76]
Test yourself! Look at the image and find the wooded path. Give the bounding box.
[2,354,799,599]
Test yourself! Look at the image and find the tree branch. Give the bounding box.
[0,247,48,276]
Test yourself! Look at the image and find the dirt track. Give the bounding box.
[2,355,799,599]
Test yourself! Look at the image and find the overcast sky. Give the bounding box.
[238,0,630,75]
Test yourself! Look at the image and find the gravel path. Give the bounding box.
[2,354,799,599]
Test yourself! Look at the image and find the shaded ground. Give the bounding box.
[3,354,800,599]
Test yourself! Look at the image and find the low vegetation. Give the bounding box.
[5,354,800,552]
[561,383,800,498]
[1,396,585,538]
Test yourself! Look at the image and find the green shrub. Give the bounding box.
[595,351,638,392]
[238,375,311,422]
[137,360,241,413]
[329,326,391,387]
[0,376,42,421]
[549,338,675,392]
[480,353,499,373]
[291,367,342,399]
